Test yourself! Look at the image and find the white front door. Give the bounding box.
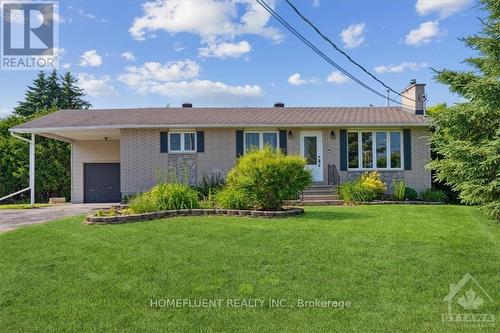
[300,131,323,182]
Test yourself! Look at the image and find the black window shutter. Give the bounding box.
[160,131,168,153]
[403,129,412,170]
[196,131,205,153]
[236,130,244,157]
[339,129,347,171]
[279,130,287,155]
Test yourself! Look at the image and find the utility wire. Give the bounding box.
[283,0,416,102]
[256,0,402,105]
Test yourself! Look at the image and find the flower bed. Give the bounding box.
[84,207,304,225]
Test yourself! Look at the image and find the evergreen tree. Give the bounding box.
[46,70,61,109]
[429,0,500,220]
[14,72,49,117]
[60,72,92,109]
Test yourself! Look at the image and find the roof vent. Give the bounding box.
[182,103,193,108]
[409,79,417,85]
[274,102,285,107]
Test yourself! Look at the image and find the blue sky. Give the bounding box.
[0,0,483,116]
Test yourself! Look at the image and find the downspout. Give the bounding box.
[0,132,35,205]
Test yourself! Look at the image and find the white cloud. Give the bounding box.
[174,42,185,52]
[416,0,471,18]
[145,80,263,99]
[79,50,102,67]
[118,59,263,100]
[340,23,365,49]
[129,0,281,57]
[312,0,320,8]
[121,51,136,61]
[374,62,428,73]
[199,41,251,58]
[288,73,316,86]
[405,21,445,46]
[326,71,349,84]
[77,73,117,97]
[62,63,71,69]
[118,60,201,86]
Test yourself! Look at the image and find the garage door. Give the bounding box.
[84,163,121,203]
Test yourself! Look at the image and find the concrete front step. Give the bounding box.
[300,200,343,206]
[302,194,339,201]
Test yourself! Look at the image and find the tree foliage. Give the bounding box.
[428,0,500,220]
[1,71,91,203]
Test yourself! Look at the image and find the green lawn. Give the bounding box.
[0,204,52,210]
[0,205,498,332]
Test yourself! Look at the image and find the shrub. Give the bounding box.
[405,187,418,201]
[196,173,225,198]
[129,183,199,214]
[359,171,386,198]
[215,186,251,210]
[226,147,312,210]
[419,188,448,203]
[338,181,377,203]
[149,183,199,210]
[129,192,157,214]
[392,180,406,201]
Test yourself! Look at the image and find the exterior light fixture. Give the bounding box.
[330,130,335,140]
[288,130,293,139]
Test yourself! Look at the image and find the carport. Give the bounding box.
[5,124,121,204]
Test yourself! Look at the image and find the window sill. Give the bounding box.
[347,168,404,172]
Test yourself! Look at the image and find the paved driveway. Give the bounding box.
[0,203,113,232]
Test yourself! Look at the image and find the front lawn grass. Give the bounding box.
[0,203,52,210]
[0,205,498,332]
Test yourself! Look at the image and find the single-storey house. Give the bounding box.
[10,81,431,203]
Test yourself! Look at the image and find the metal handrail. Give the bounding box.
[328,164,340,186]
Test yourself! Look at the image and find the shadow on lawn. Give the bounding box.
[301,210,370,221]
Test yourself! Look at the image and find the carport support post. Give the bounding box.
[30,133,35,205]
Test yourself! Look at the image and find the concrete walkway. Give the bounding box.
[0,203,114,232]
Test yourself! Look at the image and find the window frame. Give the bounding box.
[168,131,197,153]
[346,130,404,171]
[243,131,279,153]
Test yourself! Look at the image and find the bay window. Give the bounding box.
[347,131,402,169]
[244,131,278,152]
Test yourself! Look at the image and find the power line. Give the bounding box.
[256,0,402,105]
[283,0,416,102]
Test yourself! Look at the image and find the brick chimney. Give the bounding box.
[401,79,426,115]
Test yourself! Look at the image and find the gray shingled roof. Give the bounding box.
[12,106,429,131]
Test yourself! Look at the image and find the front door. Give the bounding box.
[300,131,323,182]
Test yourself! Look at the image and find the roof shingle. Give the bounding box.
[12,106,429,130]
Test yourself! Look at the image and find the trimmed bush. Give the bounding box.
[405,187,418,201]
[215,186,251,210]
[419,188,448,203]
[226,147,312,210]
[360,171,386,199]
[392,180,406,201]
[338,181,377,203]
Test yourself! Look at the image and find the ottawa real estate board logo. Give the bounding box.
[442,273,495,328]
[1,1,58,70]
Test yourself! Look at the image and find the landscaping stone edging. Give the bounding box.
[84,207,304,225]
